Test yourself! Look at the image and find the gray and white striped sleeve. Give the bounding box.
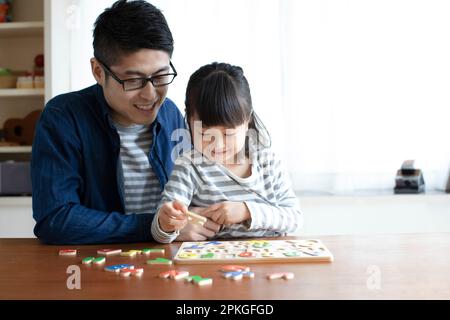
[151,156,198,243]
[245,153,303,234]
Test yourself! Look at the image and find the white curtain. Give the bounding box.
[62,0,450,194]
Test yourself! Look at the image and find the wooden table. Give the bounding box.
[0,234,449,300]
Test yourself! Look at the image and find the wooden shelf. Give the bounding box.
[0,89,44,97]
[0,146,32,153]
[0,21,44,37]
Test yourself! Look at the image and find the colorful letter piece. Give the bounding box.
[82,257,95,264]
[82,256,106,264]
[251,241,271,248]
[59,249,77,256]
[223,270,255,280]
[185,275,213,286]
[147,258,172,265]
[142,248,165,255]
[184,244,204,250]
[178,252,198,259]
[223,271,243,280]
[93,257,106,264]
[284,252,301,257]
[220,265,250,273]
[104,264,134,273]
[120,267,144,277]
[204,241,222,246]
[186,211,207,226]
[239,252,256,258]
[97,249,122,256]
[120,251,138,257]
[266,272,295,280]
[159,270,190,280]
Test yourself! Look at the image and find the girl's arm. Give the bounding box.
[244,153,303,234]
[151,156,197,243]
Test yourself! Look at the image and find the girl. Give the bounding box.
[151,62,302,243]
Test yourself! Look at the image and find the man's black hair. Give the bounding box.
[93,0,174,66]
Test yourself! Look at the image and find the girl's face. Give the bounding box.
[189,116,249,165]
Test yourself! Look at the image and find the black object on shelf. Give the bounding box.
[446,168,450,194]
[394,160,425,194]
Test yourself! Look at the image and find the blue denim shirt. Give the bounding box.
[31,84,187,244]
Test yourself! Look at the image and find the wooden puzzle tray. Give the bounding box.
[173,239,334,264]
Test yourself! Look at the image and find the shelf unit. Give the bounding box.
[0,0,44,158]
[0,21,44,37]
[0,146,32,153]
[0,88,45,97]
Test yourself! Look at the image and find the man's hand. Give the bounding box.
[201,201,251,225]
[175,207,221,241]
[158,200,188,233]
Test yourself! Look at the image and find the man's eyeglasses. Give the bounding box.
[97,58,177,91]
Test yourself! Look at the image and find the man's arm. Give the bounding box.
[31,106,154,245]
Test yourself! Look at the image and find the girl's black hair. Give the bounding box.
[185,62,271,154]
[93,0,174,66]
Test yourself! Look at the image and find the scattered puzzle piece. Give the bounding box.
[159,270,190,280]
[142,248,165,255]
[147,258,172,265]
[97,249,122,256]
[223,271,243,280]
[104,264,134,273]
[120,267,144,277]
[223,271,255,280]
[186,211,207,226]
[93,257,106,264]
[220,265,250,273]
[120,251,138,257]
[266,272,294,280]
[186,275,213,286]
[82,256,106,265]
[82,257,95,264]
[59,249,77,256]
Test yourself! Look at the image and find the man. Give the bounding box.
[31,0,218,244]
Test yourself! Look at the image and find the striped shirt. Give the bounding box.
[151,147,303,243]
[115,123,161,215]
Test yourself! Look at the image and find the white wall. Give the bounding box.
[297,194,450,236]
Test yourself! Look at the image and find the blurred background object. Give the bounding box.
[0,0,12,22]
[394,160,425,194]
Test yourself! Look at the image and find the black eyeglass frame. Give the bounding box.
[96,58,178,91]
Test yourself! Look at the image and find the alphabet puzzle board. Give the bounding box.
[173,239,334,264]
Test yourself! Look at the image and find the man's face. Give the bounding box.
[92,49,171,127]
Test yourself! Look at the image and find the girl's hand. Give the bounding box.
[158,200,188,233]
[174,206,221,241]
[201,201,251,225]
